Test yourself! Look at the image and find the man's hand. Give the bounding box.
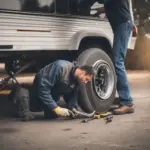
[53,107,70,117]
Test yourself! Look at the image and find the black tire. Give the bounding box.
[77,48,116,113]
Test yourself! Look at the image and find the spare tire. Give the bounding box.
[77,48,116,113]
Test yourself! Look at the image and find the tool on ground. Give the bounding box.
[81,112,113,123]
[81,117,95,123]
[68,108,113,124]
[104,115,113,124]
[69,108,96,119]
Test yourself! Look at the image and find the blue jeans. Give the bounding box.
[112,22,133,106]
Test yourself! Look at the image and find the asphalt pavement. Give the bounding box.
[0,71,150,150]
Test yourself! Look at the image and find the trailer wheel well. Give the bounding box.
[78,37,113,59]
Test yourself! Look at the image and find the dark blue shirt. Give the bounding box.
[98,0,132,30]
[34,60,78,110]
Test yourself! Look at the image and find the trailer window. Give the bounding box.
[21,0,55,13]
[78,0,105,18]
[0,0,55,13]
[0,0,21,10]
[90,2,106,19]
[69,0,106,19]
[55,0,70,14]
[0,0,106,19]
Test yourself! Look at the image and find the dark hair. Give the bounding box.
[79,65,96,76]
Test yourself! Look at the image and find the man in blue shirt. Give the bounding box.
[97,0,134,115]
[33,60,96,119]
[9,60,96,121]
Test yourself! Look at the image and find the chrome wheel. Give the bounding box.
[93,60,115,100]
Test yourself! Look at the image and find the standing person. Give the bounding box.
[97,0,134,115]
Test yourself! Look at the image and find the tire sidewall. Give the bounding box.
[77,48,116,113]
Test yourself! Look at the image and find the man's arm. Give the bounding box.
[38,64,61,111]
[38,64,71,117]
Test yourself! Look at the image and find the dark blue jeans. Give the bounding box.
[112,22,133,106]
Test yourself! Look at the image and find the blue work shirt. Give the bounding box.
[33,60,79,111]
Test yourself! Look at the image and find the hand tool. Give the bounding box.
[81,112,112,123]
[68,108,113,124]
[81,117,95,123]
[104,115,113,124]
[69,108,96,119]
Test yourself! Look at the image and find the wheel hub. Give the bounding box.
[93,60,115,100]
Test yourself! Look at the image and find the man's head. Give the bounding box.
[74,65,96,83]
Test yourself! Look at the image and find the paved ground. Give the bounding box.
[0,71,150,150]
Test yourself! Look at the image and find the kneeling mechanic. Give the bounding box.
[34,60,96,118]
[10,60,96,120]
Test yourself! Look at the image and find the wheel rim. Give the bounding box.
[93,60,115,100]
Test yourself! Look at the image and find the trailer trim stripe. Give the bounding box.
[17,29,51,32]
[0,45,13,49]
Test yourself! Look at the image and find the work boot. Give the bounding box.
[113,105,135,115]
[21,110,36,121]
[10,86,36,121]
[108,104,119,111]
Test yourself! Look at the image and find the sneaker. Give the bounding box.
[113,105,135,115]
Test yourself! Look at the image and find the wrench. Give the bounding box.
[70,108,96,119]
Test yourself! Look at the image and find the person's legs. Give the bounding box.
[30,74,43,112]
[112,22,134,114]
[9,86,36,121]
